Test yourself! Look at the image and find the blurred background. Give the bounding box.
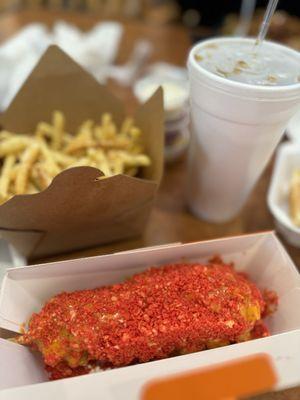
[0,1,300,41]
[0,0,299,158]
[0,1,300,274]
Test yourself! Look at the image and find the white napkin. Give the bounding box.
[0,21,123,110]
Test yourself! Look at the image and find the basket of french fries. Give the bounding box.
[0,46,164,260]
[0,111,152,202]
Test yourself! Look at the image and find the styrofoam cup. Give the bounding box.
[187,37,300,223]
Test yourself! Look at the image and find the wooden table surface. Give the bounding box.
[0,9,299,400]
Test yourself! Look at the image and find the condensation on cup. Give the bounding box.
[187,37,300,223]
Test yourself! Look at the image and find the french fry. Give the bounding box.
[119,152,151,167]
[0,155,15,200]
[87,148,112,176]
[52,110,65,150]
[125,167,138,177]
[121,117,133,135]
[15,143,40,194]
[101,113,119,140]
[38,138,60,176]
[65,120,95,154]
[10,164,20,181]
[36,122,53,139]
[97,136,132,150]
[110,158,124,175]
[101,113,112,126]
[52,151,76,168]
[128,127,141,139]
[94,126,104,141]
[0,137,32,157]
[67,157,96,169]
[31,163,52,191]
[78,120,94,137]
[27,183,39,194]
[289,169,300,227]
[0,131,13,140]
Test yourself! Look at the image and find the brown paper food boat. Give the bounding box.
[0,45,164,260]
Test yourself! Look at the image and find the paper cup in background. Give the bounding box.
[187,38,300,223]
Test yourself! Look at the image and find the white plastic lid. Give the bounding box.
[188,37,300,101]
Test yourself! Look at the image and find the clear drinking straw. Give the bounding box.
[234,0,256,37]
[256,0,280,44]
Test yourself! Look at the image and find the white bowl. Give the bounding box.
[268,143,300,247]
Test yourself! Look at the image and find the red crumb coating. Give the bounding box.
[18,261,276,380]
[262,289,279,317]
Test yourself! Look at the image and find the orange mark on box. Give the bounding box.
[142,354,276,400]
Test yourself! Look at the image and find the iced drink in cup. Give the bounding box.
[187,38,300,223]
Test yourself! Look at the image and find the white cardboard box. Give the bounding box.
[1,232,300,399]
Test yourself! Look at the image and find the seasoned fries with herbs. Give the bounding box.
[0,111,151,204]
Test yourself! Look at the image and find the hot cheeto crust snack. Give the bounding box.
[18,259,278,380]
